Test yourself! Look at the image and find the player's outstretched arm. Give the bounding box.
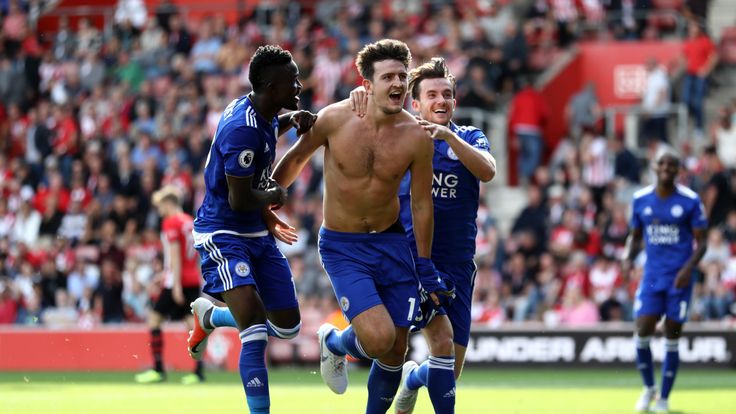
[416,117,496,182]
[272,107,330,188]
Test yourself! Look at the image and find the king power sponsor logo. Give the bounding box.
[432,172,459,199]
[410,332,733,366]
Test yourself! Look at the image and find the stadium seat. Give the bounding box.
[649,0,684,31]
[719,27,736,65]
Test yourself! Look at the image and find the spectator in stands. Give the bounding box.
[683,0,711,22]
[511,184,548,248]
[500,23,528,90]
[711,106,736,170]
[456,62,496,110]
[75,17,103,58]
[610,133,641,185]
[41,288,79,327]
[165,13,191,56]
[605,0,651,40]
[190,18,222,74]
[701,146,733,228]
[580,129,613,209]
[508,77,548,185]
[641,57,671,143]
[681,20,718,139]
[114,0,147,32]
[94,258,124,323]
[549,0,579,47]
[566,82,601,143]
[0,278,20,324]
[699,228,733,318]
[11,188,41,247]
[52,16,76,61]
[558,285,600,326]
[154,0,179,33]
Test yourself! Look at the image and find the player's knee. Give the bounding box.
[267,319,301,339]
[360,327,396,358]
[429,335,455,356]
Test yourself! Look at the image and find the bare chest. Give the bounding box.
[328,129,413,181]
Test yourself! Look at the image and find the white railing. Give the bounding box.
[604,103,689,154]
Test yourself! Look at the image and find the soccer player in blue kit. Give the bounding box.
[188,45,316,413]
[351,57,496,414]
[622,149,708,413]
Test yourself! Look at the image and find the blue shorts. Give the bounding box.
[194,232,298,311]
[634,279,693,324]
[437,260,477,347]
[318,227,420,328]
[412,260,477,347]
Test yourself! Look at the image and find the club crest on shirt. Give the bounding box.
[235,261,250,277]
[339,296,350,312]
[447,147,458,160]
[238,150,254,168]
[671,205,683,218]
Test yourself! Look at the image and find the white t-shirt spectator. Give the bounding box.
[642,66,670,117]
[115,0,147,29]
[12,205,41,247]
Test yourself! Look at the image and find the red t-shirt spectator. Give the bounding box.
[54,115,79,156]
[508,86,549,136]
[683,34,716,75]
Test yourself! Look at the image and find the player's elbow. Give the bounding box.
[479,165,496,183]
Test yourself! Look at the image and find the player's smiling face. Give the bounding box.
[271,60,302,111]
[655,154,680,185]
[366,59,408,115]
[412,77,455,126]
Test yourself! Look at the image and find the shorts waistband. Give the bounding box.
[319,226,408,243]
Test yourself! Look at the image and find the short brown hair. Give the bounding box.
[355,39,411,81]
[408,57,455,100]
[152,185,182,208]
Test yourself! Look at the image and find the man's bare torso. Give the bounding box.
[320,101,423,233]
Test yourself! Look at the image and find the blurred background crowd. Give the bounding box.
[0,0,734,329]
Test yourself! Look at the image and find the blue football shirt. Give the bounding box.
[630,184,708,290]
[399,122,491,263]
[194,95,279,235]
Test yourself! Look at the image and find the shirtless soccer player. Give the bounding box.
[351,57,496,414]
[275,39,453,414]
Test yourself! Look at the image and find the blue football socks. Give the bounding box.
[239,324,269,413]
[427,356,456,413]
[210,306,237,328]
[366,360,403,414]
[635,335,655,388]
[325,325,371,359]
[660,338,680,400]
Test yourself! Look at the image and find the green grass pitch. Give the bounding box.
[2,368,735,413]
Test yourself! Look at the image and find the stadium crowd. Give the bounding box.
[0,0,733,329]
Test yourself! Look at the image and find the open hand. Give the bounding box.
[350,87,368,117]
[415,116,452,141]
[264,210,299,245]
